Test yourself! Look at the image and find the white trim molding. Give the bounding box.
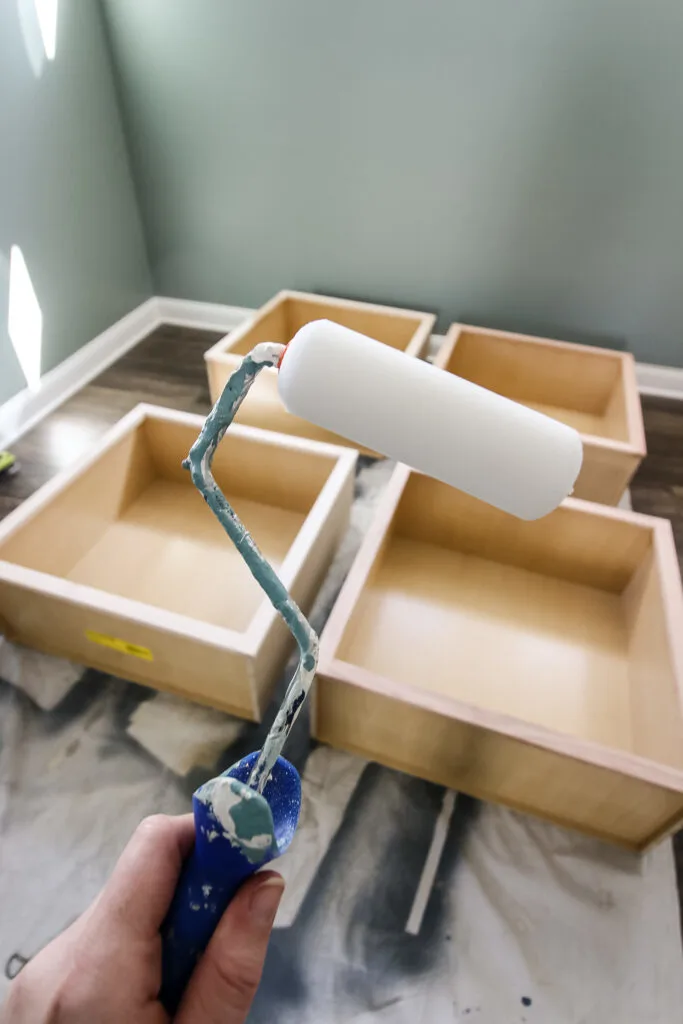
[0,296,255,449]
[0,298,159,449]
[636,361,683,401]
[154,296,253,333]
[2,297,682,449]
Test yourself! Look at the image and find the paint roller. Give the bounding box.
[279,320,582,519]
[160,319,583,1012]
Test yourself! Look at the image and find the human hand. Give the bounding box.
[1,814,284,1023]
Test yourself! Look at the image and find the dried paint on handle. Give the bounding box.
[183,342,319,793]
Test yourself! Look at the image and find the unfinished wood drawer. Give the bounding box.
[316,464,683,849]
[435,325,646,505]
[0,405,356,719]
[205,290,435,450]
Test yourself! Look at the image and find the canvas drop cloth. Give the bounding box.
[0,641,681,1024]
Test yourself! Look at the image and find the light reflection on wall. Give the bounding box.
[8,245,43,390]
[16,0,58,77]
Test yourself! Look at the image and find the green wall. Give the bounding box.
[102,0,683,367]
[0,0,151,405]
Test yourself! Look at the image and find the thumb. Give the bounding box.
[175,871,284,1024]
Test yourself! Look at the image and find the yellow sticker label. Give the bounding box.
[85,630,153,662]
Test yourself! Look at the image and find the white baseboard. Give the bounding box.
[155,304,683,400]
[636,361,683,401]
[155,296,253,333]
[0,297,254,449]
[1,296,681,449]
[0,298,160,449]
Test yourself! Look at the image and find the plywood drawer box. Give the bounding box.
[435,325,646,506]
[316,465,683,849]
[205,290,435,449]
[0,405,356,719]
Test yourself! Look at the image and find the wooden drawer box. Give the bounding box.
[205,290,435,449]
[316,465,683,849]
[435,325,646,505]
[0,405,356,719]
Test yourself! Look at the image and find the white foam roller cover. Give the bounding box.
[278,320,583,520]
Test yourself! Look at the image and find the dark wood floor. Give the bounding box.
[631,398,683,574]
[2,324,683,927]
[0,325,222,520]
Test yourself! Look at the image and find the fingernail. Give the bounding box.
[250,875,284,927]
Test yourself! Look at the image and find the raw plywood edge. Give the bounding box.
[146,402,363,462]
[621,352,648,455]
[274,449,358,588]
[436,326,644,505]
[0,629,257,720]
[315,669,683,848]
[394,473,653,592]
[572,435,645,455]
[315,727,681,852]
[137,402,206,432]
[438,322,642,437]
[637,799,683,850]
[245,446,357,645]
[0,405,148,545]
[204,290,287,362]
[654,518,683,712]
[447,321,633,363]
[208,290,436,362]
[0,561,251,653]
[405,311,437,358]
[562,493,669,528]
[622,529,683,769]
[0,402,348,651]
[320,656,683,795]
[204,332,241,363]
[431,323,461,371]
[283,289,437,327]
[248,452,356,716]
[316,464,411,673]
[206,355,228,402]
[0,401,214,555]
[0,574,257,715]
[317,471,683,796]
[225,426,363,462]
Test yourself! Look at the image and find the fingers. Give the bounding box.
[176,871,284,1024]
[95,814,196,938]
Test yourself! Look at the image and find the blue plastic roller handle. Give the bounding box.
[160,752,301,1014]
